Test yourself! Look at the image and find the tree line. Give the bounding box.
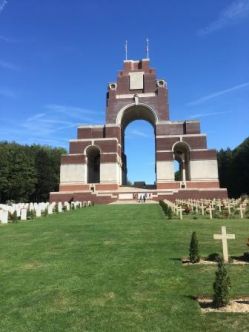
[0,142,66,203]
[217,137,249,198]
[0,137,248,202]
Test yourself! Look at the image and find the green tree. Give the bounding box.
[189,231,200,263]
[217,137,249,198]
[213,258,231,308]
[0,142,66,203]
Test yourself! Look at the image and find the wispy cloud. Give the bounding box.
[189,111,232,119]
[198,0,249,36]
[0,35,19,43]
[26,104,101,134]
[0,0,7,14]
[44,104,100,121]
[187,81,249,106]
[0,59,20,71]
[0,87,17,98]
[0,103,102,147]
[128,129,150,138]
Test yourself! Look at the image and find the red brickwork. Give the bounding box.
[183,136,207,149]
[61,154,86,164]
[190,150,217,160]
[50,58,226,203]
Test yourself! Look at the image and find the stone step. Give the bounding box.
[109,200,158,205]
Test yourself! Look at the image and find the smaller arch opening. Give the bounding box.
[86,146,100,183]
[173,142,190,182]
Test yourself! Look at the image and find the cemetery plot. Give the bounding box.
[0,200,93,225]
[160,197,249,221]
[197,297,249,313]
[0,204,249,331]
[182,226,249,266]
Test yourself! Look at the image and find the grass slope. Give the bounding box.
[0,205,249,331]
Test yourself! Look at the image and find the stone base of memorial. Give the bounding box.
[196,296,249,313]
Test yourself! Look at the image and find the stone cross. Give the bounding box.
[208,205,215,219]
[178,207,184,220]
[213,226,235,263]
[217,201,222,212]
[237,205,246,219]
[200,203,205,216]
[226,203,231,215]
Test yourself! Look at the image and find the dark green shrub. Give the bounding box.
[189,231,200,263]
[167,207,172,219]
[27,210,35,220]
[243,252,249,262]
[213,258,231,308]
[42,209,48,217]
[10,211,18,223]
[159,201,172,219]
[54,204,59,213]
[207,253,221,262]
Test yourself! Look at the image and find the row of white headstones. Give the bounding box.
[168,198,249,220]
[0,201,92,224]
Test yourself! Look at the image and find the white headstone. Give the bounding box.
[0,210,8,224]
[20,208,27,221]
[58,202,62,213]
[48,205,53,215]
[35,208,41,217]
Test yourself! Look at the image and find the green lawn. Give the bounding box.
[0,204,249,332]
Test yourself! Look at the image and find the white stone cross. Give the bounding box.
[213,226,235,263]
[208,205,215,219]
[237,205,246,219]
[178,207,185,220]
[217,201,222,212]
[200,203,205,216]
[225,203,231,215]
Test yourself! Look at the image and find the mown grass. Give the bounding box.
[0,204,249,331]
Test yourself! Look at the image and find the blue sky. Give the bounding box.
[0,0,248,183]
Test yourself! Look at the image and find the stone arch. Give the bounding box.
[84,144,102,155]
[86,145,100,183]
[116,103,157,186]
[116,103,158,129]
[172,142,191,182]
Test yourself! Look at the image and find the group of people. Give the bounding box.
[133,192,152,203]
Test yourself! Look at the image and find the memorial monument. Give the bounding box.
[50,54,227,203]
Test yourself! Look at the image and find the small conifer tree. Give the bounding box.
[54,204,59,213]
[189,231,200,263]
[10,211,18,223]
[213,258,231,308]
[167,207,172,219]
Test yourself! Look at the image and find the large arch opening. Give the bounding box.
[173,142,190,182]
[86,146,100,183]
[119,104,157,187]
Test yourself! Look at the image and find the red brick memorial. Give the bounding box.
[50,58,227,203]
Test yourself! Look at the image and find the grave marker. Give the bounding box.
[213,226,235,263]
[20,208,27,221]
